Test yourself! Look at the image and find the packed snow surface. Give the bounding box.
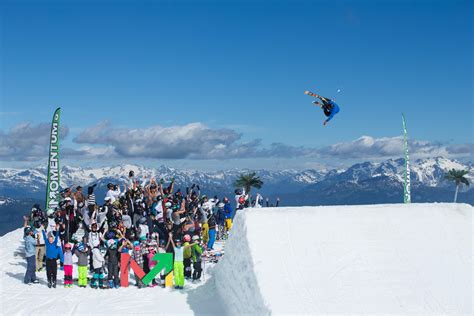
[1,203,472,315]
[214,203,473,315]
[0,230,225,315]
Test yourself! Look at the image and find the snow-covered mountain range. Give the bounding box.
[0,157,472,204]
[0,157,472,235]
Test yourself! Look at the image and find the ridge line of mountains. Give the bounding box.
[0,156,472,235]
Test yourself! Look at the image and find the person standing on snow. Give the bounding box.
[207,208,217,250]
[63,243,74,287]
[254,193,263,208]
[105,238,120,288]
[23,216,38,284]
[191,235,204,281]
[42,226,63,288]
[34,222,46,272]
[234,189,248,210]
[74,241,90,288]
[223,199,234,233]
[167,232,196,289]
[183,234,193,279]
[91,247,106,289]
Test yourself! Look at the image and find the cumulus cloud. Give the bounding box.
[73,121,246,159]
[0,122,69,161]
[318,136,473,160]
[0,121,472,163]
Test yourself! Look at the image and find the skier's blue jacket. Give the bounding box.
[223,203,234,219]
[326,100,340,122]
[42,230,64,262]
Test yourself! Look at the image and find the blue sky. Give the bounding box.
[0,0,472,170]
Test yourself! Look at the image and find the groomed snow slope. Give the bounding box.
[214,204,473,315]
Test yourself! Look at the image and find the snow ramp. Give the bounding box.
[213,204,473,315]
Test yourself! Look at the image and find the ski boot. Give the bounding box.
[90,279,98,289]
[108,280,114,289]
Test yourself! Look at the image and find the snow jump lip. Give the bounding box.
[1,203,472,315]
[212,204,473,315]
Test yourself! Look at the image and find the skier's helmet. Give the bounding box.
[192,235,200,241]
[183,234,191,242]
[139,217,147,225]
[235,189,242,195]
[24,226,33,236]
[64,243,72,250]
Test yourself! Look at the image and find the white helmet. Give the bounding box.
[46,209,55,216]
[192,235,200,241]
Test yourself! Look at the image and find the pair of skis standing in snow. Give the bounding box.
[305,90,340,126]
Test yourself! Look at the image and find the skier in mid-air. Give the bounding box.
[305,90,340,126]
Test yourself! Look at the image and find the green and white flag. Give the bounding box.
[45,108,61,211]
[402,114,411,203]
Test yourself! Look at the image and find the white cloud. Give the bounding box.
[0,121,472,163]
[73,121,246,159]
[318,136,473,160]
[0,122,69,161]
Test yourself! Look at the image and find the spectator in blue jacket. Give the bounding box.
[42,226,63,288]
[223,199,234,233]
[23,216,38,284]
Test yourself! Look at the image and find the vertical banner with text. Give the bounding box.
[45,108,61,211]
[402,113,411,203]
